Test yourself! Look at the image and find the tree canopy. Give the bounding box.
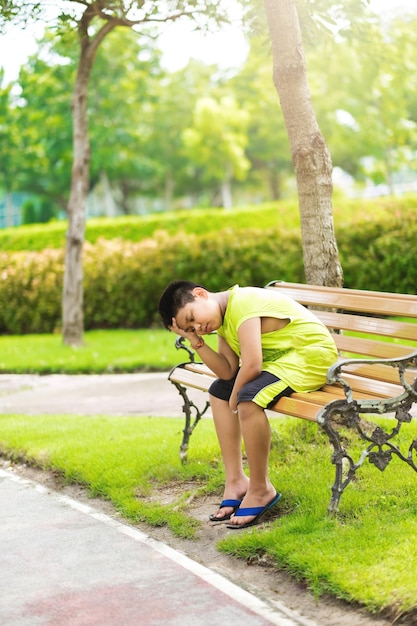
[1,0,417,335]
[2,0,416,216]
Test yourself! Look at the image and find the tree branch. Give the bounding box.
[83,0,228,30]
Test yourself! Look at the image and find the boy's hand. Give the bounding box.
[229,391,238,414]
[170,317,199,342]
[169,317,187,337]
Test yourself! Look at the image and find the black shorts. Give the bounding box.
[209,371,294,409]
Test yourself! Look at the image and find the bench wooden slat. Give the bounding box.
[334,335,416,359]
[169,368,215,392]
[179,362,216,377]
[344,362,416,386]
[272,396,321,421]
[268,281,417,302]
[267,282,417,318]
[171,361,408,401]
[271,380,408,419]
[339,374,403,398]
[314,310,417,343]
[290,389,377,405]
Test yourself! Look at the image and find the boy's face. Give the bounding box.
[174,289,222,335]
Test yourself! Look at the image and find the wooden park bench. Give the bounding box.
[168,281,417,513]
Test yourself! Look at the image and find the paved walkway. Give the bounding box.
[0,467,313,626]
[0,372,193,417]
[0,373,313,626]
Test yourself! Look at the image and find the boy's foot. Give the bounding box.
[209,499,242,522]
[226,491,281,529]
[209,478,249,522]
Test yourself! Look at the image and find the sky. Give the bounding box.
[0,0,247,84]
[160,0,417,72]
[0,0,416,85]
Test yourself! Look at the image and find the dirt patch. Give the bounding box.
[2,459,401,626]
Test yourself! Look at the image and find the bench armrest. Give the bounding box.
[174,336,196,363]
[326,349,417,402]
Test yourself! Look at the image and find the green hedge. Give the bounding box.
[0,230,303,334]
[0,211,416,334]
[338,219,417,293]
[0,202,296,252]
[0,249,64,334]
[1,195,415,252]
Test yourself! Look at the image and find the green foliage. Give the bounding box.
[80,228,304,329]
[22,198,56,224]
[0,227,304,334]
[309,12,417,183]
[0,220,67,251]
[0,202,296,251]
[0,248,64,334]
[3,8,417,212]
[0,195,409,253]
[229,35,293,198]
[0,198,416,334]
[6,26,165,213]
[336,202,417,292]
[182,96,250,187]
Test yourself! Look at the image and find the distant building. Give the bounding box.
[0,193,25,228]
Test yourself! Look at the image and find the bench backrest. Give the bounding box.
[266,281,417,365]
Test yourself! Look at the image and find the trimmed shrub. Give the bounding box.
[0,230,303,333]
[337,214,417,293]
[82,230,304,330]
[1,195,414,252]
[0,209,416,334]
[0,203,292,252]
[0,249,64,334]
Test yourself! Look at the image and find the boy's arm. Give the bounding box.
[229,317,263,412]
[170,318,239,379]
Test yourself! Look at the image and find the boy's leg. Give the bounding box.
[226,400,277,527]
[209,394,249,520]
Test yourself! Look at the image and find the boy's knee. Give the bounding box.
[237,400,260,420]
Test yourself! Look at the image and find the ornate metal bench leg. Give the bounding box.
[319,387,417,515]
[171,381,210,463]
[319,400,355,515]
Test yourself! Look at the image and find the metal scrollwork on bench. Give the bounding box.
[170,337,210,462]
[174,336,196,363]
[317,351,417,514]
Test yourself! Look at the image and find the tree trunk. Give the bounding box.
[263,0,343,287]
[62,48,92,345]
[62,15,115,346]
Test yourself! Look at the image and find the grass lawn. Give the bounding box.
[0,328,218,374]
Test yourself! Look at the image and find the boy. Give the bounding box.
[158,281,338,529]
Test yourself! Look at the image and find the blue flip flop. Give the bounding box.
[209,499,242,522]
[226,493,282,529]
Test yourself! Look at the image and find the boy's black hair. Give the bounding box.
[158,280,205,329]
